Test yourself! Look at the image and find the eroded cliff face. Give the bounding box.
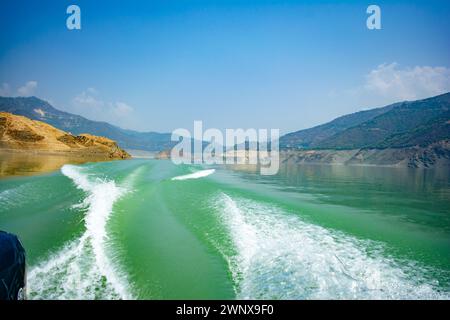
[281,140,450,169]
[0,112,130,160]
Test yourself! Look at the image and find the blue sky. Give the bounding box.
[1,0,449,133]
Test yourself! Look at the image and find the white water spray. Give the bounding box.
[214,193,448,300]
[172,169,216,181]
[28,165,132,300]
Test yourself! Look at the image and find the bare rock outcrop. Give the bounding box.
[0,112,130,160]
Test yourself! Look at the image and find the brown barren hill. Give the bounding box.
[0,112,130,160]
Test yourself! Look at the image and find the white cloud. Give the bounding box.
[72,88,134,126]
[364,63,450,101]
[112,102,134,117]
[341,63,450,112]
[0,83,11,96]
[17,81,38,96]
[73,89,105,109]
[0,81,39,97]
[86,87,98,94]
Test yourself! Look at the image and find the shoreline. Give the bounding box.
[0,149,132,178]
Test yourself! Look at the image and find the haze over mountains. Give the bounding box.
[0,93,449,155]
[0,97,174,152]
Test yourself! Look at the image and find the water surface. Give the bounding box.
[0,159,449,299]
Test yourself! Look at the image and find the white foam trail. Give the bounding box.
[28,165,132,300]
[171,169,215,181]
[213,193,449,300]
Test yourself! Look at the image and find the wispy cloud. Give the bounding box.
[0,81,39,97]
[72,88,134,126]
[363,63,450,101]
[0,83,11,96]
[73,88,105,109]
[17,81,38,96]
[112,102,133,117]
[343,63,450,111]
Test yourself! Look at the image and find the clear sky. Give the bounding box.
[1,0,449,134]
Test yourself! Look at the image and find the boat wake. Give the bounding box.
[213,193,449,300]
[28,165,132,300]
[171,169,215,181]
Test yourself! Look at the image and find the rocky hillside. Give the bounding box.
[278,92,450,168]
[280,103,399,149]
[0,96,174,151]
[0,112,130,159]
[281,140,450,169]
[280,92,450,150]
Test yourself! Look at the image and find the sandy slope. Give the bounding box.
[0,112,130,160]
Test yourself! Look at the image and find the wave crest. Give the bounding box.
[213,193,448,300]
[172,169,215,181]
[28,165,132,300]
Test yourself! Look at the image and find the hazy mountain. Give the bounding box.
[0,96,174,151]
[281,92,450,150]
[2,92,449,154]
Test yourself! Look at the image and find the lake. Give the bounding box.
[0,159,449,299]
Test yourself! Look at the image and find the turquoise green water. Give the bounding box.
[0,159,449,299]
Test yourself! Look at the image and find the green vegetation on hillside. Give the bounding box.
[281,92,450,150]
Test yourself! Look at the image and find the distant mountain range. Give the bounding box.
[0,96,174,152]
[280,92,450,150]
[1,93,449,154]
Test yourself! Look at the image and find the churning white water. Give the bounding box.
[213,193,448,300]
[172,169,216,181]
[28,165,132,300]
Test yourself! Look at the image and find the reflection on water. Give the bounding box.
[229,161,450,199]
[0,151,110,178]
[279,164,450,212]
[225,162,450,235]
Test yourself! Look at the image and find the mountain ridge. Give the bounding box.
[0,111,130,159]
[280,102,399,149]
[0,96,174,152]
[1,93,449,156]
[280,92,450,150]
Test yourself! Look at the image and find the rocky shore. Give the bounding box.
[0,112,130,160]
[281,140,450,169]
